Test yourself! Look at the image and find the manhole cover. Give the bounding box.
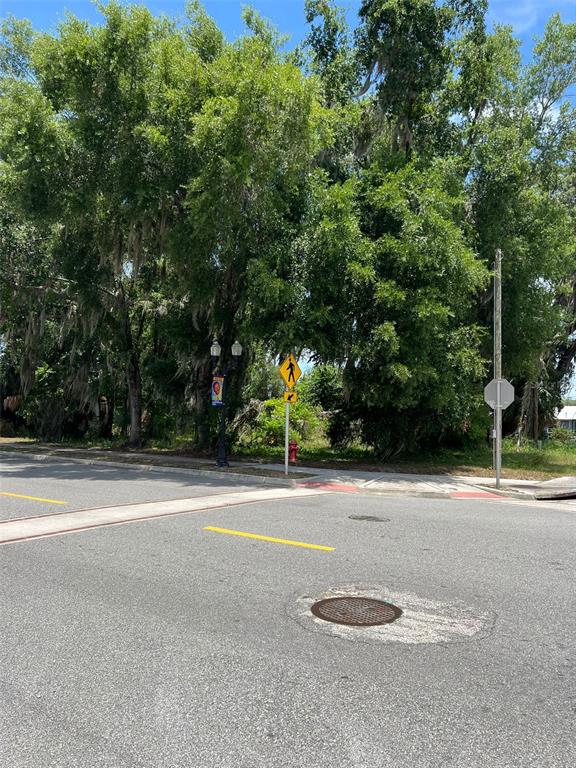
[310,597,402,627]
[349,515,390,522]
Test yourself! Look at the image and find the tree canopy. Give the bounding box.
[1,0,575,452]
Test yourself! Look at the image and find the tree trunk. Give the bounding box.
[98,394,115,438]
[518,381,541,442]
[117,288,143,449]
[127,352,142,448]
[194,359,213,451]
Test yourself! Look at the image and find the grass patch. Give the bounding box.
[2,436,575,480]
[236,439,576,480]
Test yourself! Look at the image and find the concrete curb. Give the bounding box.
[534,490,576,501]
[475,484,576,502]
[474,484,536,500]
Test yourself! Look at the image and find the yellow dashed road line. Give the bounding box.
[0,492,67,505]
[203,526,335,551]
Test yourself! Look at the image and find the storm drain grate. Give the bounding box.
[310,597,402,627]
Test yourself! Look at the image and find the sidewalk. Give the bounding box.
[1,442,575,499]
[236,462,576,499]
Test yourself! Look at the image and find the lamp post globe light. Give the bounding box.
[211,339,243,467]
[210,339,222,361]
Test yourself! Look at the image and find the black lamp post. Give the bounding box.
[211,338,243,467]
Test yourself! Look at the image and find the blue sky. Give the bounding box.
[2,1,575,61]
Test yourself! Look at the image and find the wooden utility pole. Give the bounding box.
[494,249,502,488]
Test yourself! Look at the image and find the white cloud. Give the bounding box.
[488,0,576,35]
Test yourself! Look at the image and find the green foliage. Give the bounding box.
[299,155,488,455]
[0,15,36,80]
[444,405,491,448]
[17,362,97,441]
[455,13,576,430]
[238,398,322,447]
[548,427,574,444]
[299,364,343,410]
[1,1,575,458]
[185,1,224,62]
[305,0,358,107]
[356,0,455,153]
[242,345,284,401]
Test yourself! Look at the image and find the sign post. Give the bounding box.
[494,248,502,488]
[285,401,290,475]
[483,249,515,489]
[278,353,302,475]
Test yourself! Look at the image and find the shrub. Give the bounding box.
[237,398,322,447]
[548,427,575,444]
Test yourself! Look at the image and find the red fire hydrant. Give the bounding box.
[288,439,299,463]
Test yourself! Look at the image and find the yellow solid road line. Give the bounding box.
[0,492,67,505]
[203,526,334,551]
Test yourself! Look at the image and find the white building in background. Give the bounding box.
[557,406,576,432]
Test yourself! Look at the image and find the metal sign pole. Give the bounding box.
[495,382,502,489]
[494,249,502,489]
[284,402,289,476]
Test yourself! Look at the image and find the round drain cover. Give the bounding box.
[310,597,402,627]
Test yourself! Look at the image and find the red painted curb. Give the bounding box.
[297,482,359,493]
[450,491,503,499]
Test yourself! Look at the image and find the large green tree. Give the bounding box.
[162,9,325,445]
[296,156,487,454]
[298,0,576,449]
[454,15,576,436]
[0,3,324,447]
[1,3,217,445]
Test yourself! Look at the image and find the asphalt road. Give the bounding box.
[0,455,270,520]
[1,456,575,767]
